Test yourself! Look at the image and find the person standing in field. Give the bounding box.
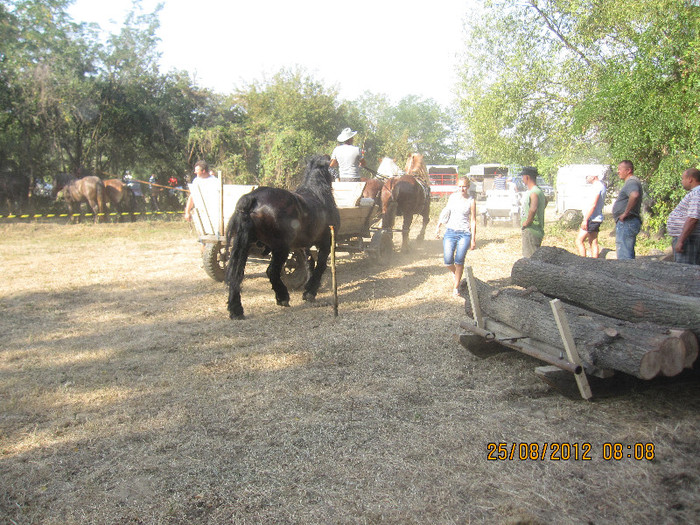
[612,160,643,260]
[184,160,219,222]
[666,167,700,265]
[330,128,365,182]
[520,167,546,257]
[435,178,477,297]
[575,172,607,258]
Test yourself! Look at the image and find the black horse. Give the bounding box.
[225,155,340,319]
[0,173,30,215]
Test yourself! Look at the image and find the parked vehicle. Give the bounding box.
[467,164,508,199]
[555,164,611,214]
[537,176,555,200]
[427,165,459,199]
[481,186,523,227]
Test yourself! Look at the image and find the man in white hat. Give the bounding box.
[330,127,365,182]
[575,171,607,257]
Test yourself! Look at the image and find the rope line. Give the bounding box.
[0,210,185,219]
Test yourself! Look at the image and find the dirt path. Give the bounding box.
[1,220,698,524]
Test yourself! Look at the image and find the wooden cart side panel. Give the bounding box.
[332,181,366,207]
[192,184,257,237]
[336,206,376,237]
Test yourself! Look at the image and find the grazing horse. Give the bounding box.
[52,174,106,223]
[104,179,135,219]
[0,173,30,215]
[225,155,340,320]
[380,154,431,251]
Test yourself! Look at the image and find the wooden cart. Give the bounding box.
[190,179,391,289]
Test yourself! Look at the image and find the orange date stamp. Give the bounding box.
[486,442,656,461]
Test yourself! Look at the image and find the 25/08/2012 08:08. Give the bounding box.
[486,442,656,461]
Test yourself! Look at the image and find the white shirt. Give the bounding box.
[331,144,362,180]
[438,192,474,232]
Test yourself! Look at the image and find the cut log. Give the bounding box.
[511,258,700,334]
[669,329,699,368]
[531,246,700,297]
[458,278,688,380]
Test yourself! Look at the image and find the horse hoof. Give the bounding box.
[303,292,316,302]
[277,299,290,307]
[229,313,245,320]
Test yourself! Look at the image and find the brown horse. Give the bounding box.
[103,179,135,220]
[361,177,384,203]
[52,174,106,223]
[380,154,431,251]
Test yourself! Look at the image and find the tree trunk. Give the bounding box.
[531,246,700,296]
[511,258,700,334]
[459,278,692,379]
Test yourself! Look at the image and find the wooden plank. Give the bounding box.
[550,299,593,400]
[191,184,256,237]
[465,266,483,328]
[333,181,366,207]
[336,206,375,236]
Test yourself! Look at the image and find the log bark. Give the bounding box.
[459,278,688,379]
[531,246,700,297]
[511,257,700,333]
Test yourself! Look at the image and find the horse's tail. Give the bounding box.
[225,193,255,318]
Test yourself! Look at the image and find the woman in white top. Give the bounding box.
[435,178,477,297]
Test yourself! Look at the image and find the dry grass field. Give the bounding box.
[1,215,699,524]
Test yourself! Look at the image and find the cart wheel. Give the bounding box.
[281,249,310,290]
[202,242,227,282]
[368,230,393,263]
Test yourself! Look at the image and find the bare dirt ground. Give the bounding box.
[1,214,699,524]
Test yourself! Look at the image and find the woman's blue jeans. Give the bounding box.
[615,216,642,260]
[443,229,471,265]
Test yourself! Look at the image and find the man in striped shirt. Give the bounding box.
[666,168,700,265]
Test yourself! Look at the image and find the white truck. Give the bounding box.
[467,164,509,200]
[555,164,612,214]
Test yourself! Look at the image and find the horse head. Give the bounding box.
[51,174,71,198]
[405,153,428,179]
[303,155,333,186]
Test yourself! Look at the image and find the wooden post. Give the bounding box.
[550,299,593,400]
[465,266,483,328]
[197,186,214,233]
[331,225,338,317]
[218,170,224,238]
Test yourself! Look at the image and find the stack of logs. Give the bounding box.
[460,246,699,380]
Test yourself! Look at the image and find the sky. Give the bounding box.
[68,0,473,107]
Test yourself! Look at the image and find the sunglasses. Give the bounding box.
[458,186,468,190]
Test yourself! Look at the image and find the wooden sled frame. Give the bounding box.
[458,266,601,400]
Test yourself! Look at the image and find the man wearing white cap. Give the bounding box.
[575,171,607,258]
[330,127,365,182]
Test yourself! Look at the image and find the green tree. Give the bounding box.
[230,69,347,187]
[458,0,700,227]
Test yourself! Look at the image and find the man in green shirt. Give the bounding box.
[520,167,546,257]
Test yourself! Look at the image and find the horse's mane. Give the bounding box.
[296,155,333,198]
[405,153,427,178]
[53,173,76,191]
